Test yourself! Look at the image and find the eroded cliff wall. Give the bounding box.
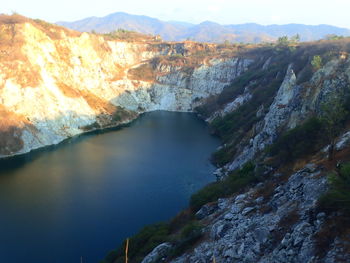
[0,17,251,158]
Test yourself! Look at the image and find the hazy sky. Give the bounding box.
[2,0,350,28]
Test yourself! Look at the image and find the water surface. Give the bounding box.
[0,111,220,263]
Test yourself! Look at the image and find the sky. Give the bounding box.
[2,0,350,28]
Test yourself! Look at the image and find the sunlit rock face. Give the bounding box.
[0,20,252,157]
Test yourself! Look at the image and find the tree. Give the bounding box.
[320,96,348,160]
[290,34,300,43]
[319,162,350,214]
[311,55,323,71]
[277,35,289,46]
[223,40,230,47]
[325,34,344,41]
[276,35,299,50]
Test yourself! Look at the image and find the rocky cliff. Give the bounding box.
[131,40,350,262]
[0,15,252,158]
[1,15,350,263]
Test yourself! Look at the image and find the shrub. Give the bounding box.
[128,63,155,81]
[319,163,350,214]
[190,162,258,211]
[211,145,236,167]
[267,117,324,164]
[169,221,203,257]
[104,217,204,262]
[311,55,323,70]
[320,97,348,160]
[111,107,136,122]
[168,209,194,233]
[277,36,290,46]
[105,223,170,263]
[180,221,202,239]
[209,73,283,166]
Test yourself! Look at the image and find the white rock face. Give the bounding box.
[207,90,252,122]
[113,57,253,113]
[0,22,252,158]
[228,65,299,170]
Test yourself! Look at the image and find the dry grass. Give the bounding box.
[0,17,42,88]
[56,81,81,98]
[271,206,300,245]
[0,14,80,40]
[32,19,80,39]
[109,63,126,82]
[317,147,350,171]
[55,81,117,114]
[128,63,156,82]
[0,14,31,25]
[80,90,117,114]
[314,215,350,259]
[254,181,278,202]
[54,42,73,67]
[0,104,36,155]
[0,126,24,155]
[1,61,42,88]
[90,35,112,57]
[102,30,157,42]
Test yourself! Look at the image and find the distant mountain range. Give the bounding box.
[57,12,350,43]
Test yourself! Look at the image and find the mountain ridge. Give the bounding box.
[57,12,350,43]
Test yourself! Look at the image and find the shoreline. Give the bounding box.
[0,110,212,171]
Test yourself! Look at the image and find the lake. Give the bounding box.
[0,111,220,263]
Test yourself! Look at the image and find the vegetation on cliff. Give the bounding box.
[1,14,350,262]
[101,37,350,262]
[102,162,262,263]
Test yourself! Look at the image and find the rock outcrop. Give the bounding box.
[147,165,347,263]
[227,55,350,171]
[139,43,350,263]
[0,17,252,158]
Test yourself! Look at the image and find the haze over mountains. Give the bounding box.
[57,12,350,43]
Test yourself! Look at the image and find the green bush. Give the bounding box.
[112,106,135,122]
[180,221,202,239]
[267,117,324,164]
[190,162,258,211]
[169,221,203,257]
[105,222,170,263]
[104,218,205,263]
[311,55,323,70]
[209,74,283,166]
[211,146,236,167]
[319,163,350,214]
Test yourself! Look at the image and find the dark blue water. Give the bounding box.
[0,111,220,263]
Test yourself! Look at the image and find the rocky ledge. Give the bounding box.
[144,164,349,263]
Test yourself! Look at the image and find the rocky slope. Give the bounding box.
[140,162,349,263]
[0,14,252,158]
[131,40,350,262]
[1,14,350,263]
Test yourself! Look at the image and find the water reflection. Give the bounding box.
[0,111,220,263]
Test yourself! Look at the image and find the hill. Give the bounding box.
[57,12,350,43]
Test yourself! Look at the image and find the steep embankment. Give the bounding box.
[0,15,252,158]
[106,39,350,262]
[2,14,350,263]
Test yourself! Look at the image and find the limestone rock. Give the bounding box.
[141,243,172,263]
[168,165,343,263]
